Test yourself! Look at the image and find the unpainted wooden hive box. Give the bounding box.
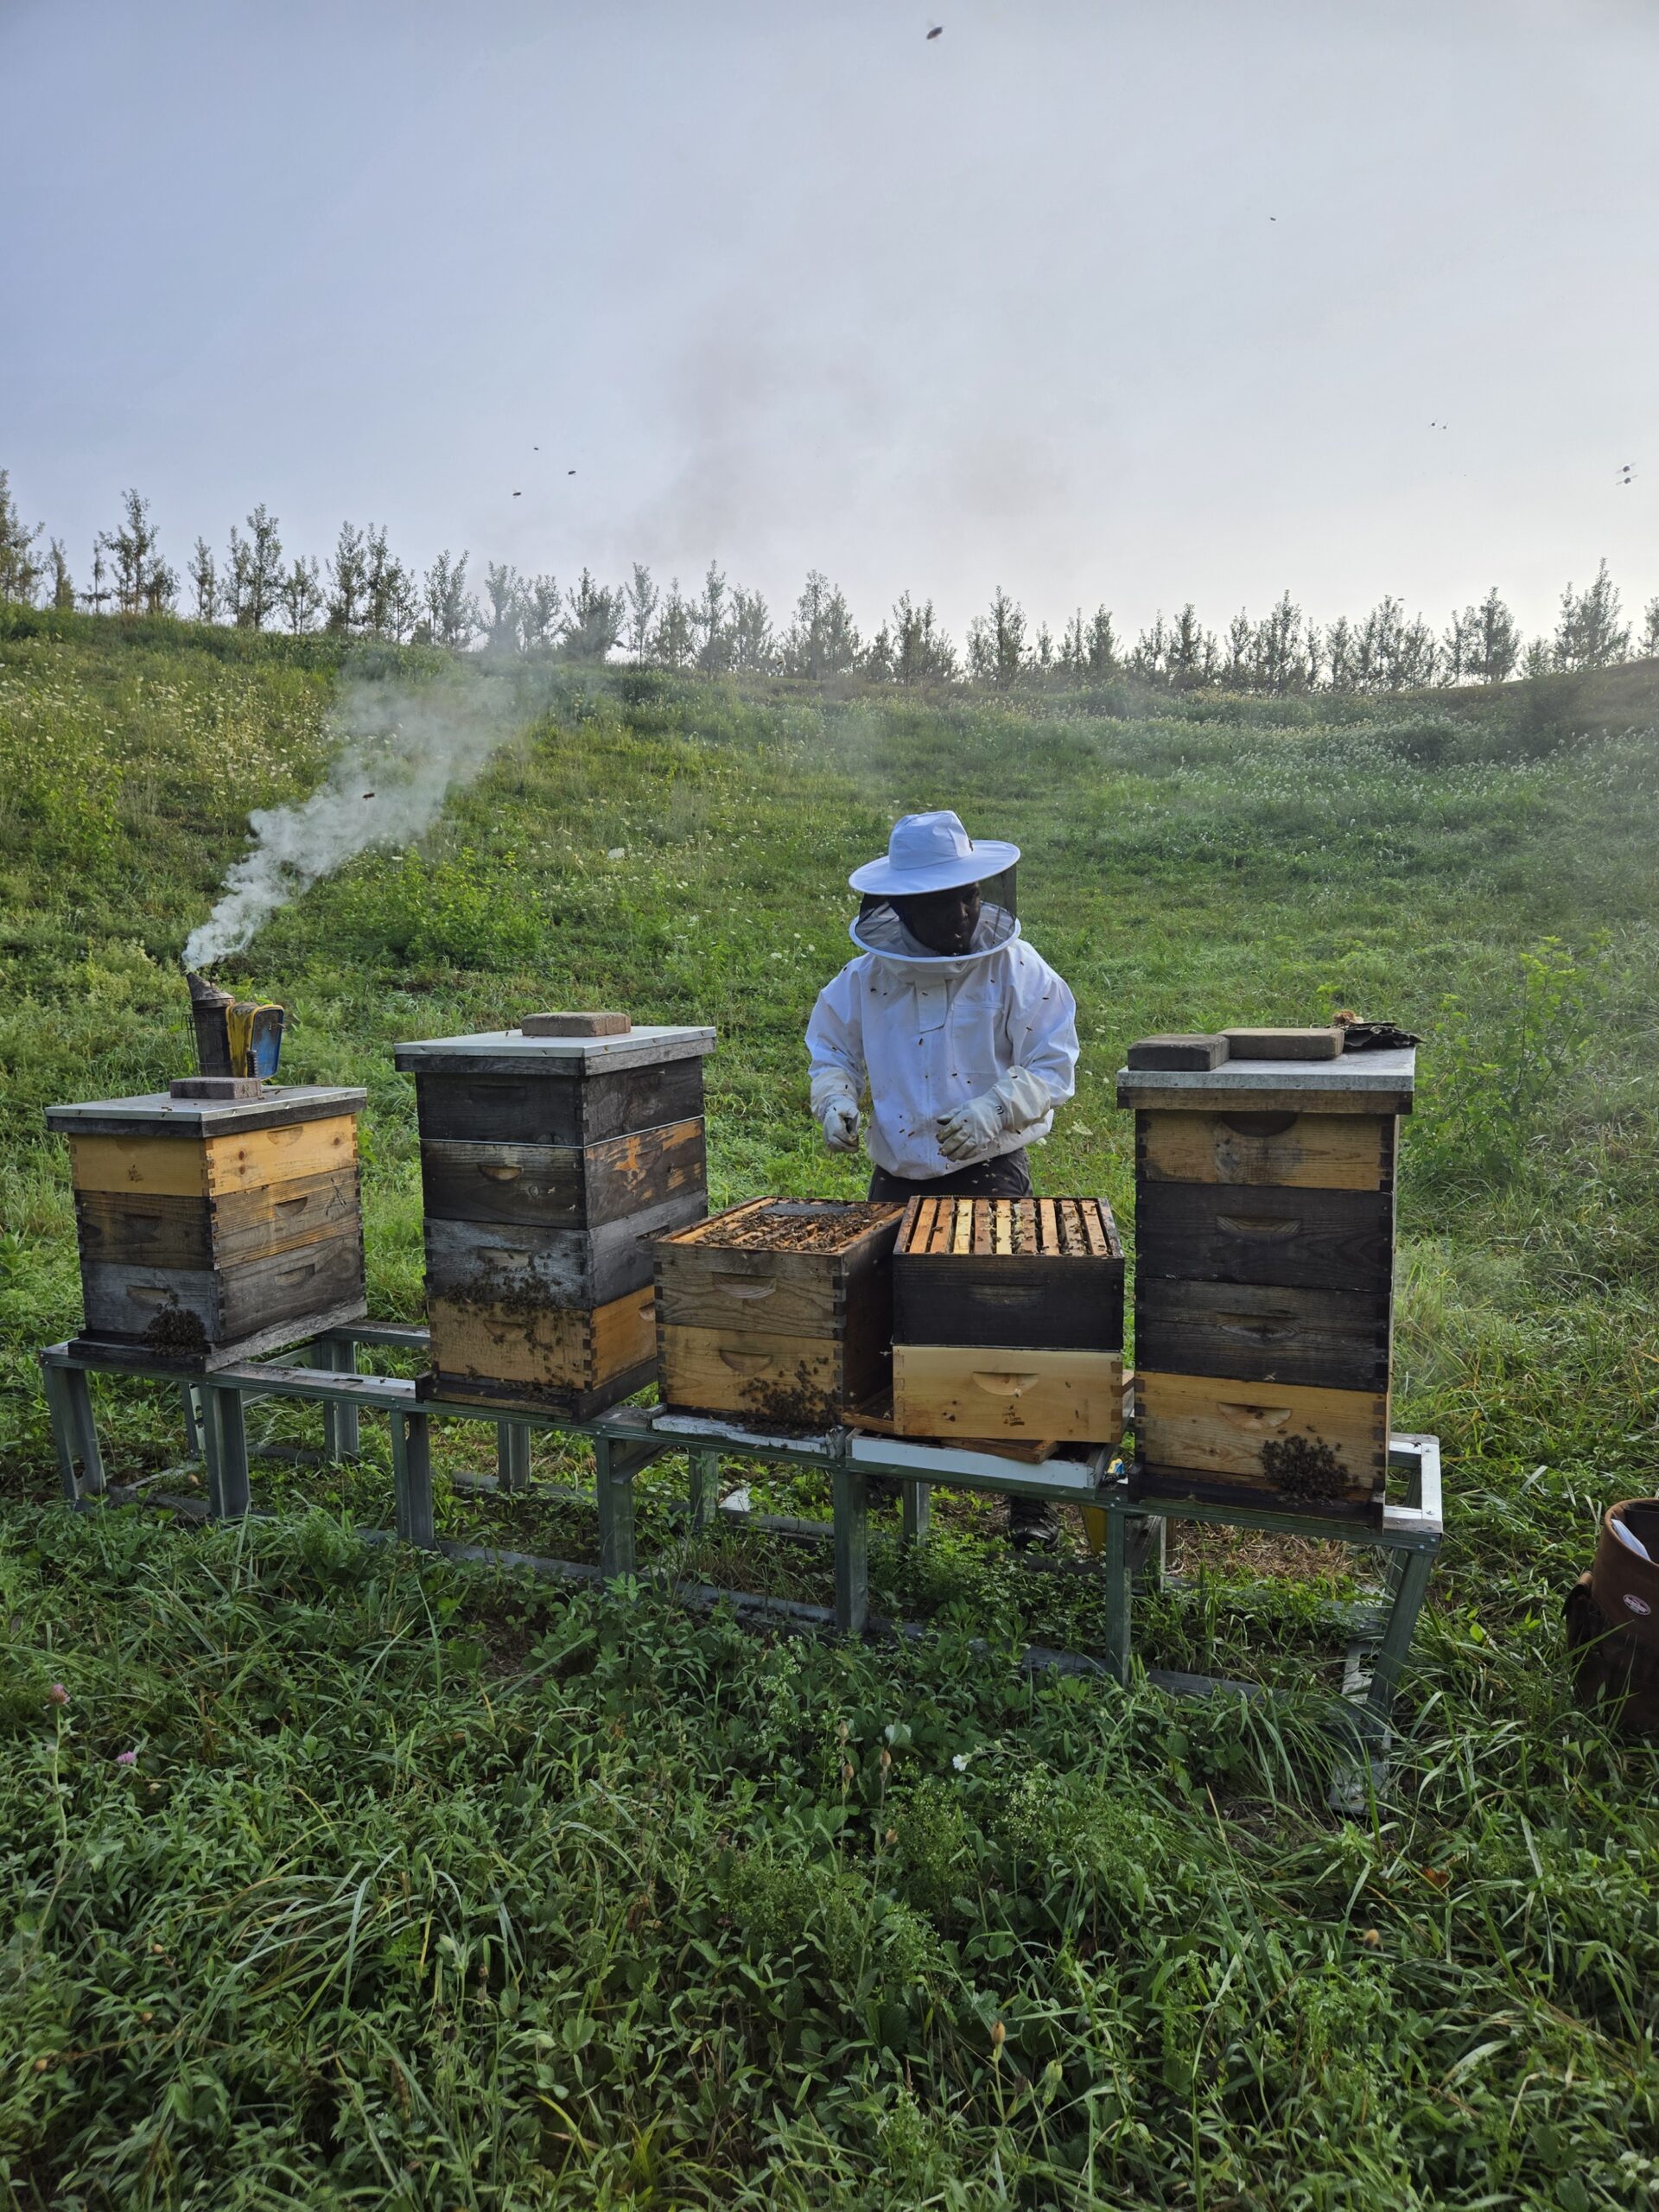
[1117,1043,1416,1522]
[891,1196,1125,1446]
[653,1198,905,1428]
[46,1086,367,1368]
[394,1022,714,1416]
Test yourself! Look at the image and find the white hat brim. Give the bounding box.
[849,838,1020,897]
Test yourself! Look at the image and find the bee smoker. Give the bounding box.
[186,972,287,1084]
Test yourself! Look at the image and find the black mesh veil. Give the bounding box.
[854,862,1019,955]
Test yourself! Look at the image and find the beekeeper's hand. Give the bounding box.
[820,1098,861,1154]
[810,1072,863,1154]
[938,1067,1053,1160]
[937,1092,1002,1160]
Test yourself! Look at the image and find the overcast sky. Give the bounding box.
[4,0,1656,645]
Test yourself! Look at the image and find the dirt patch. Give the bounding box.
[1166,1521,1353,1588]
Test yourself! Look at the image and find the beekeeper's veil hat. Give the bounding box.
[849,810,1020,897]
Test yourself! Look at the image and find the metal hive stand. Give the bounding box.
[38,1324,1442,1752]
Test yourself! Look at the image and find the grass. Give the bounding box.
[2,606,1658,2207]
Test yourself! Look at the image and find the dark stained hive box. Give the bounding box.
[1117,1045,1414,1520]
[891,1197,1125,1445]
[654,1198,905,1427]
[395,1023,714,1415]
[46,1086,367,1367]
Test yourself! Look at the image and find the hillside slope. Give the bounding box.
[2,614,1657,2207]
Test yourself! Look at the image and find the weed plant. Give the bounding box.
[2,612,1658,2207]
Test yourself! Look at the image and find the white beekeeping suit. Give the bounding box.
[805,811,1079,1184]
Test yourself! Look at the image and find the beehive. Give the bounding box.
[654,1198,905,1427]
[47,1086,367,1366]
[891,1197,1125,1446]
[1119,1043,1414,1520]
[395,1023,714,1415]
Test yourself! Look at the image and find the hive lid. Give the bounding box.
[394,1024,715,1077]
[1116,1045,1415,1114]
[45,1084,368,1138]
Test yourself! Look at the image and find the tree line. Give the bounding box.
[0,468,1653,692]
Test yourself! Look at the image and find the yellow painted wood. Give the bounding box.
[204,1116,359,1197]
[893,1344,1123,1445]
[429,1284,655,1389]
[1140,1109,1389,1190]
[1135,1369,1388,1483]
[70,1134,210,1198]
[73,1117,361,1201]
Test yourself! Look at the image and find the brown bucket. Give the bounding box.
[1588,1500,1659,1654]
[1565,1574,1659,1737]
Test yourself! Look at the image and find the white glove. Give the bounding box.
[810,1072,862,1154]
[937,1066,1054,1161]
[821,1099,861,1154]
[937,1091,1004,1160]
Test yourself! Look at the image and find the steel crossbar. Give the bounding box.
[37,1325,1442,1745]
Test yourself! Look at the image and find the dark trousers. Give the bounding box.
[867,1148,1033,1203]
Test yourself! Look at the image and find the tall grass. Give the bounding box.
[2,618,1658,2207]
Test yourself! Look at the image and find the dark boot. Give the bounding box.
[1007,1495,1059,1553]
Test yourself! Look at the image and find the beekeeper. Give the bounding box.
[806,810,1079,1200]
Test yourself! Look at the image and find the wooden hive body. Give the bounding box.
[1118,1046,1414,1521]
[891,1196,1125,1446]
[47,1088,368,1368]
[395,1025,714,1415]
[654,1198,905,1427]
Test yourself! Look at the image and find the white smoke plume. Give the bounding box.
[183,663,535,969]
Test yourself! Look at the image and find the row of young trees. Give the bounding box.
[1,469,1654,692]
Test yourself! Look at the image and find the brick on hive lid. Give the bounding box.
[1221,1026,1342,1061]
[519,1011,632,1038]
[168,1076,268,1100]
[1126,1034,1229,1071]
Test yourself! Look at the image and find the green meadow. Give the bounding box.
[2,605,1657,2209]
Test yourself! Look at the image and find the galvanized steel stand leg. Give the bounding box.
[901,1480,931,1547]
[202,1385,251,1520]
[391,1408,435,1549]
[62,1369,105,1498]
[179,1383,203,1460]
[594,1437,654,1580]
[41,1363,93,1502]
[1367,1546,1434,1727]
[1125,1512,1166,1588]
[686,1449,717,1532]
[1102,1503,1131,1685]
[833,1465,869,1636]
[496,1421,531,1492]
[315,1338,360,1461]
